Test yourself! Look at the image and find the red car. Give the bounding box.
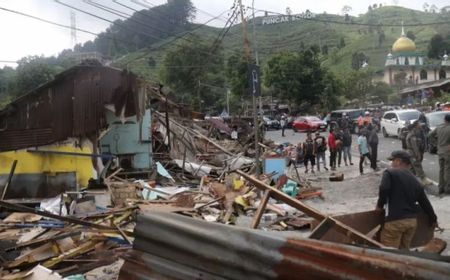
[292,116,328,132]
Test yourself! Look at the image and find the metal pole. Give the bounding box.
[238,0,259,177]
[252,0,263,154]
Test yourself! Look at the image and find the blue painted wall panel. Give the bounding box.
[101,109,152,169]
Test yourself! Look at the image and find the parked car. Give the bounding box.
[329,109,365,133]
[425,111,449,153]
[292,116,327,132]
[263,116,280,130]
[381,109,421,138]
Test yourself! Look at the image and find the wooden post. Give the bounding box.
[251,190,271,229]
[1,160,17,200]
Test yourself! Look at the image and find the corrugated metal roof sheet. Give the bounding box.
[0,66,146,152]
[119,212,450,280]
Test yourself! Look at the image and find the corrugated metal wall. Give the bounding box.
[120,212,450,280]
[0,66,145,152]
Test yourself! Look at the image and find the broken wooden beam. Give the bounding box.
[236,170,385,248]
[251,190,271,229]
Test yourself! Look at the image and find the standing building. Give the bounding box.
[384,26,449,86]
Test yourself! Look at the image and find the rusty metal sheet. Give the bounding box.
[0,66,146,152]
[121,212,450,280]
[313,210,434,248]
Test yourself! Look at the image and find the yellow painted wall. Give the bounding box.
[0,143,95,188]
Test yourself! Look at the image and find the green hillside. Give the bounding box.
[114,6,450,81]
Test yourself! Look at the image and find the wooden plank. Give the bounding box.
[309,217,336,239]
[251,190,271,229]
[236,170,385,248]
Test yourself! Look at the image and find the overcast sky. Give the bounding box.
[0,0,448,67]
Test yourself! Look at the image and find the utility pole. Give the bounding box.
[238,0,260,177]
[251,0,263,147]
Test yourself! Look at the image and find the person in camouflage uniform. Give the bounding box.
[406,121,426,180]
[429,114,450,195]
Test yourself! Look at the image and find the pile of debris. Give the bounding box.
[0,102,447,278]
[0,136,328,279]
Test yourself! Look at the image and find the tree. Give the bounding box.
[423,2,429,12]
[368,5,373,12]
[430,4,438,13]
[351,52,369,70]
[0,66,16,104]
[344,14,350,22]
[427,34,450,59]
[378,30,386,47]
[160,35,224,111]
[263,50,333,108]
[339,37,346,49]
[373,4,378,9]
[368,81,392,103]
[75,0,196,56]
[341,69,373,105]
[341,5,352,15]
[406,30,416,41]
[321,44,329,55]
[286,7,292,16]
[225,53,250,102]
[11,56,59,97]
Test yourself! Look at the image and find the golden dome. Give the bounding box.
[392,36,416,52]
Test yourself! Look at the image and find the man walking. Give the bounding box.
[429,114,450,194]
[314,131,328,171]
[280,116,286,137]
[328,129,337,171]
[406,121,426,181]
[357,130,371,175]
[376,150,437,249]
[368,124,379,170]
[342,128,353,166]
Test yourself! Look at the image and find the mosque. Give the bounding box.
[383,26,449,86]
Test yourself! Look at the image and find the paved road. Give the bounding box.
[265,128,440,183]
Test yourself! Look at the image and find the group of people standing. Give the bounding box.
[294,112,380,175]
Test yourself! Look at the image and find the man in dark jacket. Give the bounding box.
[342,128,353,166]
[368,124,379,170]
[376,150,437,249]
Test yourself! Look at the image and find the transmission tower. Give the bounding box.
[70,10,77,47]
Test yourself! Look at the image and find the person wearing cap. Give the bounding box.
[429,114,450,194]
[314,131,328,171]
[406,120,426,180]
[376,150,437,249]
[363,111,373,126]
[339,112,350,130]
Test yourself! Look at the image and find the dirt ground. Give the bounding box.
[289,165,450,256]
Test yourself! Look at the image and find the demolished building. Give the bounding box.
[0,65,149,198]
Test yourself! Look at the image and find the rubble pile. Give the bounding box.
[0,121,326,279]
